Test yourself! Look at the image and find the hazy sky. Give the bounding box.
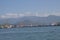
[0,0,60,18]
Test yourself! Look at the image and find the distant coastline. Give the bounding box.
[0,22,60,29]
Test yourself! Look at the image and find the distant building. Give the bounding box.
[51,22,60,26]
[51,22,57,26]
[1,24,15,28]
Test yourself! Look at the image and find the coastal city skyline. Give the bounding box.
[0,0,60,18]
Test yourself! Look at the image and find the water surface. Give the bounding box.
[0,26,60,40]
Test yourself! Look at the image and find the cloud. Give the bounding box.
[0,13,20,18]
[0,13,25,18]
[51,13,60,16]
[0,12,60,18]
[0,13,18,18]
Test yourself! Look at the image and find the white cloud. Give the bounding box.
[0,12,60,18]
[0,13,19,18]
[0,15,6,18]
[19,13,24,17]
[51,13,60,16]
[0,13,26,18]
[35,12,49,17]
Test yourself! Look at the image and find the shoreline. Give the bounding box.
[0,25,60,29]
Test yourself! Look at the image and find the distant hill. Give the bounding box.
[0,15,60,24]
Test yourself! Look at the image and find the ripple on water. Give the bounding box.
[0,27,60,40]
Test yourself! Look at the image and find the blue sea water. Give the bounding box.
[0,26,60,40]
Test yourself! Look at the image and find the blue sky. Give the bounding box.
[0,0,60,18]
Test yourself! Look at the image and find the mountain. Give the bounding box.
[0,15,60,24]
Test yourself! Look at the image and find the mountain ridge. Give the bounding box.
[0,15,60,24]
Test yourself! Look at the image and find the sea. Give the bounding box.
[0,26,60,40]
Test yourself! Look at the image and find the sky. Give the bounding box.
[0,0,60,18]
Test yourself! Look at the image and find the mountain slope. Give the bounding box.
[0,15,60,24]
